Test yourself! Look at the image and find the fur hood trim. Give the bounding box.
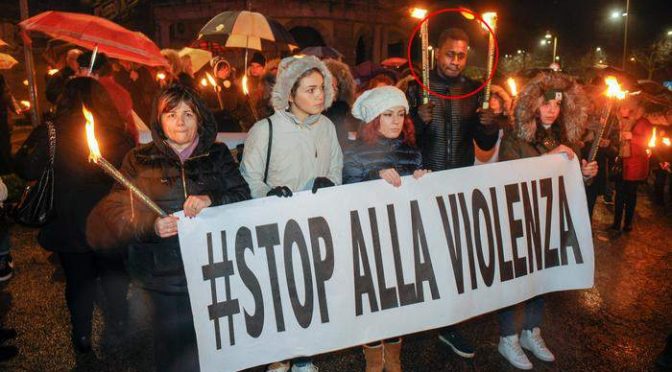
[272,55,334,111]
[514,72,589,143]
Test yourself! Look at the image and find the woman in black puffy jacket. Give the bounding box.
[342,86,430,372]
[87,85,250,371]
[343,86,429,187]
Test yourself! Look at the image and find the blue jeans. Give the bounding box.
[498,296,544,336]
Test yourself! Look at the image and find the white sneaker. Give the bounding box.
[267,361,290,372]
[291,362,318,372]
[520,328,556,362]
[498,334,533,370]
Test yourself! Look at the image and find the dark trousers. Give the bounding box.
[58,251,129,338]
[147,290,199,372]
[586,181,600,219]
[654,170,672,205]
[498,296,544,336]
[614,180,639,228]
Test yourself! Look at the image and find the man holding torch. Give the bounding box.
[405,26,504,359]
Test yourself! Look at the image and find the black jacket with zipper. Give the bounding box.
[87,105,250,293]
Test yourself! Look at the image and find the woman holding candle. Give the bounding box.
[342,86,429,372]
[497,72,597,370]
[18,77,135,353]
[88,84,250,371]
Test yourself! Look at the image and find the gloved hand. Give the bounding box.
[267,186,293,198]
[312,177,335,194]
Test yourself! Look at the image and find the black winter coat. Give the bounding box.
[27,112,135,253]
[87,106,251,293]
[407,69,499,171]
[343,137,422,184]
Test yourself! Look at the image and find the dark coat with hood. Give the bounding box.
[87,99,251,293]
[500,72,590,161]
[343,137,422,184]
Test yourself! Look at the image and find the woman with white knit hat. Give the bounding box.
[343,86,430,372]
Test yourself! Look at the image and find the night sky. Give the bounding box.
[428,0,671,60]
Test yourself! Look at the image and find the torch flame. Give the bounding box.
[605,76,627,100]
[410,8,428,19]
[648,127,657,148]
[84,105,101,162]
[242,75,249,95]
[205,72,217,88]
[507,77,518,97]
[48,68,59,76]
[156,72,166,81]
[200,78,208,87]
[20,100,30,109]
[481,12,497,32]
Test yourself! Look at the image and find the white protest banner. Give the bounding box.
[177,154,594,372]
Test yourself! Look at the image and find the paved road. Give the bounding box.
[1,189,671,371]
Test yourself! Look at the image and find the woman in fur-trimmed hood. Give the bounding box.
[495,71,598,370]
[241,55,343,203]
[500,72,596,161]
[511,72,588,146]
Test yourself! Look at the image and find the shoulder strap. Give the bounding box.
[47,120,56,165]
[263,118,272,184]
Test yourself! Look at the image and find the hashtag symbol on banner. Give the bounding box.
[202,231,240,348]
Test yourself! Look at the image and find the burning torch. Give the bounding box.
[481,12,498,109]
[205,72,224,110]
[586,76,627,162]
[84,106,167,217]
[506,77,518,97]
[411,7,430,104]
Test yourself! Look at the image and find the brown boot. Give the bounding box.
[363,343,384,372]
[383,340,402,372]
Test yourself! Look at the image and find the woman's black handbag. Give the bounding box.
[13,121,56,227]
[609,156,623,182]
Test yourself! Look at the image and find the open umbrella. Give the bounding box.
[0,53,18,69]
[19,11,167,67]
[301,46,343,59]
[193,10,298,54]
[179,47,212,73]
[380,57,408,68]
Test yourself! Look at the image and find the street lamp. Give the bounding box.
[609,2,630,69]
[596,47,602,52]
[668,30,672,36]
[542,31,558,64]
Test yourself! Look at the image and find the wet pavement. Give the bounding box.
[1,184,671,371]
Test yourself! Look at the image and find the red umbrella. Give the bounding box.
[19,11,167,67]
[380,57,408,68]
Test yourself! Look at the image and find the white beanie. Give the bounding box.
[351,86,409,123]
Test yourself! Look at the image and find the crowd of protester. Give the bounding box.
[0,23,670,371]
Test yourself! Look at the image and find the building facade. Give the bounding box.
[147,0,415,66]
